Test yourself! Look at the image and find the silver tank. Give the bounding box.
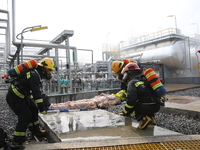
[120,40,200,77]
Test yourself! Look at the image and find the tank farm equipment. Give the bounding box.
[43,33,200,100]
[43,60,121,95]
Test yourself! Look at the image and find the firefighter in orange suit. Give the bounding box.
[6,57,54,149]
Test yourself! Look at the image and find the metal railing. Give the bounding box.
[121,28,180,48]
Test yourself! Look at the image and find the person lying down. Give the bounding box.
[49,93,121,110]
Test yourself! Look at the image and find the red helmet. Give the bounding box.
[121,62,140,74]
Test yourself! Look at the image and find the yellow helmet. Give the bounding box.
[111,61,124,74]
[38,57,54,69]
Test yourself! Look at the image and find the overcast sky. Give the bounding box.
[1,0,200,63]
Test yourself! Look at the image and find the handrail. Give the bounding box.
[121,27,180,48]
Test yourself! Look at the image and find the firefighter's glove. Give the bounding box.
[113,90,127,101]
[40,111,47,114]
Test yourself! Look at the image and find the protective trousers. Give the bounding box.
[6,88,40,143]
[135,104,160,121]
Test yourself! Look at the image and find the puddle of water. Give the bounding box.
[41,109,125,135]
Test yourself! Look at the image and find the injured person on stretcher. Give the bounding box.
[49,93,121,110]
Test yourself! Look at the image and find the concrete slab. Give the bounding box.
[165,95,200,112]
[39,109,181,143]
[159,95,200,119]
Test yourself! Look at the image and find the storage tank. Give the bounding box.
[120,39,200,78]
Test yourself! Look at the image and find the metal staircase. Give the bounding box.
[0,9,10,78]
[0,9,10,66]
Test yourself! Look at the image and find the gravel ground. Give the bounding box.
[0,87,200,143]
[0,90,18,143]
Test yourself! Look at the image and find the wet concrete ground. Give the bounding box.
[40,109,182,142]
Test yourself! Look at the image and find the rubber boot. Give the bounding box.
[151,116,157,125]
[32,130,46,141]
[10,142,25,150]
[2,142,11,150]
[138,115,152,130]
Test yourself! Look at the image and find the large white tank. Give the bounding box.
[140,41,186,69]
[121,41,187,69]
[120,40,200,77]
